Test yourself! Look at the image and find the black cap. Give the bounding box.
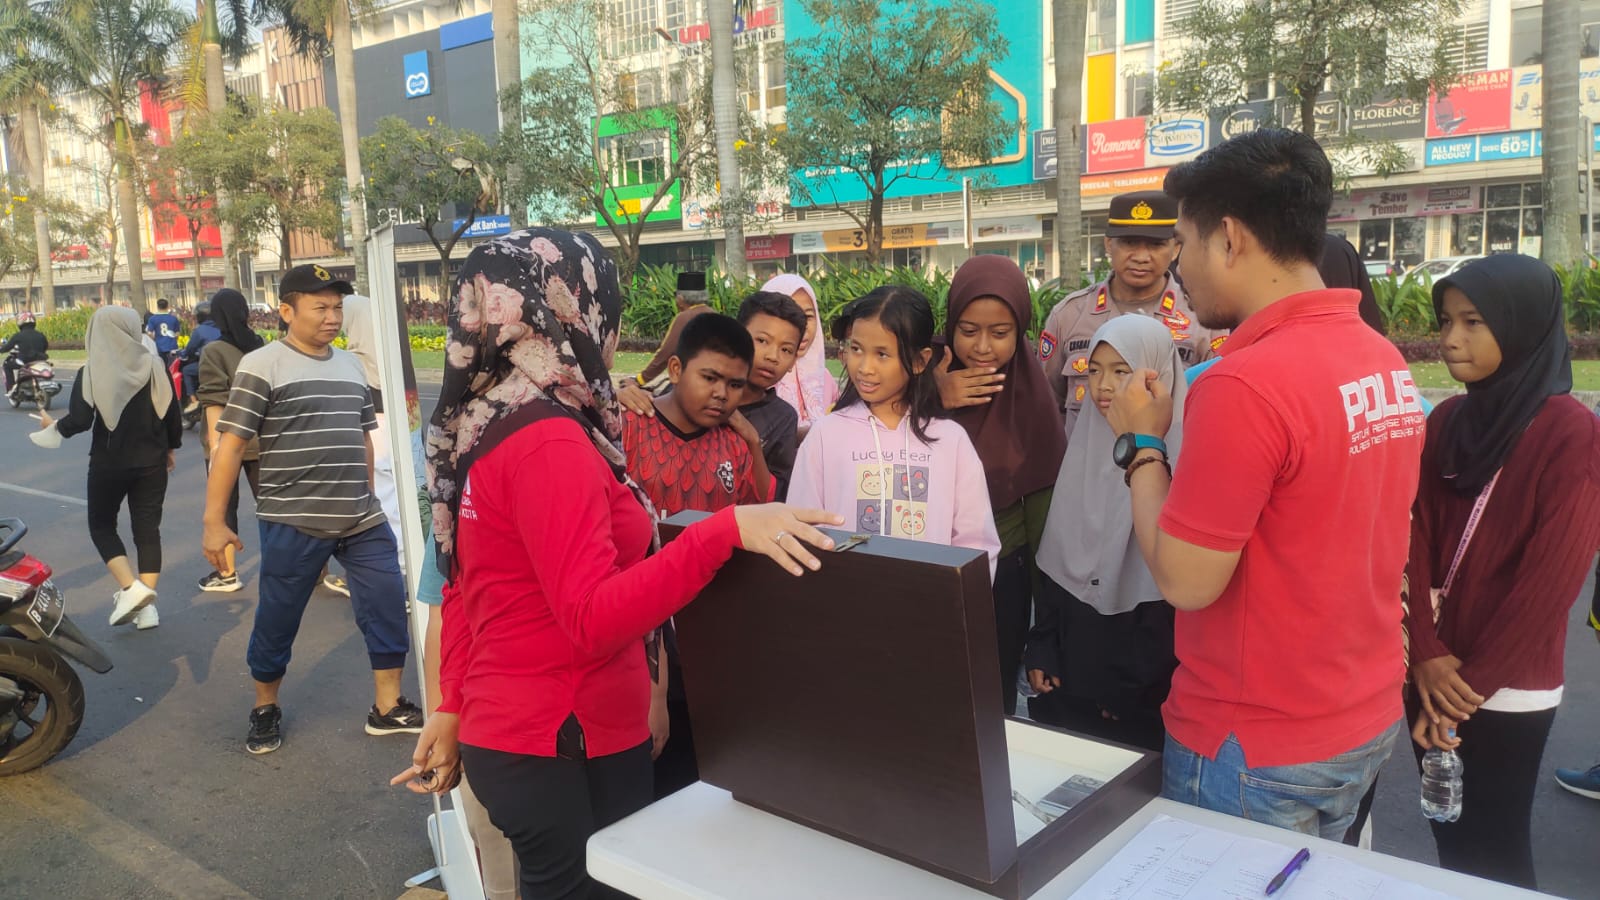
[280,263,354,298]
[1105,190,1178,240]
[676,271,707,292]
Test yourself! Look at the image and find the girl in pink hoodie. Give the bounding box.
[788,286,1000,575]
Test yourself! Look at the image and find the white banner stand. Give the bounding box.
[367,224,487,900]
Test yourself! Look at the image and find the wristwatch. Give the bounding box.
[1112,433,1168,469]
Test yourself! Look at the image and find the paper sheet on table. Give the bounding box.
[1068,815,1457,900]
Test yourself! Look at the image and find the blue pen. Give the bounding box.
[1264,847,1310,896]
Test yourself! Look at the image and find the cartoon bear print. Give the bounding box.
[908,467,929,501]
[858,466,884,498]
[856,500,882,534]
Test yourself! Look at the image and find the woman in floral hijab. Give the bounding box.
[403,229,840,900]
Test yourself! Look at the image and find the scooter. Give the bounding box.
[5,354,62,411]
[0,517,112,775]
[168,356,201,431]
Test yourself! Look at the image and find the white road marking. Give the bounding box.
[0,481,88,507]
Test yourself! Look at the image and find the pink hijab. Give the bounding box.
[761,273,838,426]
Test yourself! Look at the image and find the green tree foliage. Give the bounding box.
[779,0,1013,259]
[170,101,345,272]
[363,116,498,302]
[1157,0,1465,176]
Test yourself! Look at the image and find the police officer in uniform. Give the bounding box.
[1037,190,1224,438]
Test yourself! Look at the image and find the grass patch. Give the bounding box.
[1410,360,1600,392]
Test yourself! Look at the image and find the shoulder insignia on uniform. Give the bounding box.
[1210,335,1228,352]
[1169,330,1190,342]
[1094,286,1108,312]
[1074,384,1086,402]
[1160,290,1176,314]
[1039,331,1057,361]
[1071,356,1090,374]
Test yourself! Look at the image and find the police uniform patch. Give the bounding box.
[1094,286,1109,312]
[1039,331,1057,361]
[1211,335,1228,352]
[1074,384,1086,403]
[1071,355,1089,374]
[1170,330,1190,342]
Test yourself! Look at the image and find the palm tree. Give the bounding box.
[1052,0,1087,281]
[180,0,250,287]
[55,0,191,310]
[707,0,744,279]
[492,0,521,227]
[1543,0,1582,265]
[256,0,370,294]
[0,1,68,311]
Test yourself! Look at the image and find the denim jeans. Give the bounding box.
[1162,719,1403,840]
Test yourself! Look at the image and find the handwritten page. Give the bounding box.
[1068,816,1457,900]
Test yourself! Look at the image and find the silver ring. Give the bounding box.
[773,530,789,544]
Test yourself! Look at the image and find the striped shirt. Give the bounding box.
[217,340,385,539]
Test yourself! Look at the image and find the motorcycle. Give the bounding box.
[5,354,62,411]
[168,356,201,431]
[0,517,112,775]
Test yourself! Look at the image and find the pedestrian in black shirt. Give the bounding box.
[34,306,181,630]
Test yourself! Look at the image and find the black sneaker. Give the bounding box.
[366,696,425,735]
[247,704,283,754]
[198,570,242,592]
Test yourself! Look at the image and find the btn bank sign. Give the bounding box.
[403,51,431,98]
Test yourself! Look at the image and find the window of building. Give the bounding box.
[1088,0,1117,53]
[1125,69,1154,117]
[602,129,671,186]
[610,0,658,57]
[1358,217,1426,270]
[765,42,786,108]
[1510,5,1541,66]
[1449,181,1545,257]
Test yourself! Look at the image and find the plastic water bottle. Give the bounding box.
[1420,731,1464,822]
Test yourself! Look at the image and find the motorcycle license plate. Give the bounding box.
[26,580,64,638]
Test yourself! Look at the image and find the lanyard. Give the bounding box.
[1440,468,1502,599]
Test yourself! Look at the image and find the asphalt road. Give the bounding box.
[1,379,1596,899]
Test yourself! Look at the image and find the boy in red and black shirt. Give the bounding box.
[622,312,765,799]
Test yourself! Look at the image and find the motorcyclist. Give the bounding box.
[1,312,49,391]
[179,300,219,410]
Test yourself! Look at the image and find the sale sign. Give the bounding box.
[1086,117,1147,174]
[1427,69,1512,139]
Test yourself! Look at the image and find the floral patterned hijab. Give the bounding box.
[425,228,656,575]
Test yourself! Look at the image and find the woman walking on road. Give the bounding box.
[33,306,181,630]
[194,288,264,592]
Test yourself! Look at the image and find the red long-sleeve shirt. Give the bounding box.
[1406,394,1600,700]
[438,416,741,758]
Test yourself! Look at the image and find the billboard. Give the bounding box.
[1085,117,1147,174]
[1348,93,1426,140]
[1143,114,1207,167]
[596,108,683,227]
[1427,69,1513,138]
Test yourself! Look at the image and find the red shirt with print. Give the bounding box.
[1158,289,1425,767]
[623,409,763,517]
[437,416,742,758]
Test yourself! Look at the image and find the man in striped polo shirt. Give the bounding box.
[203,264,420,754]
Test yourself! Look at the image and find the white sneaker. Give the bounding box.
[110,582,157,626]
[133,605,159,630]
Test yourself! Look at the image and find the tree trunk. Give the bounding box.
[204,35,240,289]
[492,0,524,228]
[708,0,746,280]
[114,117,147,309]
[866,189,884,260]
[331,0,370,293]
[20,104,55,312]
[1300,92,1317,138]
[280,221,294,271]
[1543,1,1582,266]
[1053,0,1087,282]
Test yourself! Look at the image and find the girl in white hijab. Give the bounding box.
[1025,315,1186,751]
[35,306,181,630]
[760,274,838,436]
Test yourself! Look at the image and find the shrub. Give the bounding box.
[1371,271,1436,336]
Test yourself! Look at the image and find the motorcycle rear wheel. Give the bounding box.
[37,393,50,411]
[0,637,86,776]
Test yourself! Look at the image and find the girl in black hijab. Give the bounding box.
[1403,254,1600,889]
[194,289,266,592]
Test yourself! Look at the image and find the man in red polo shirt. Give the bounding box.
[1107,129,1425,839]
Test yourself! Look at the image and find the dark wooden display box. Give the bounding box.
[661,512,1162,899]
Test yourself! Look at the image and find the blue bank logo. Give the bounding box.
[403,51,431,98]
[452,215,511,238]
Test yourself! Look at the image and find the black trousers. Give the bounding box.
[992,549,1031,716]
[86,464,168,572]
[223,459,261,535]
[461,739,652,900]
[1405,688,1558,890]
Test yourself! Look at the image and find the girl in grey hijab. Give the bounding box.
[1024,315,1187,751]
[35,306,182,630]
